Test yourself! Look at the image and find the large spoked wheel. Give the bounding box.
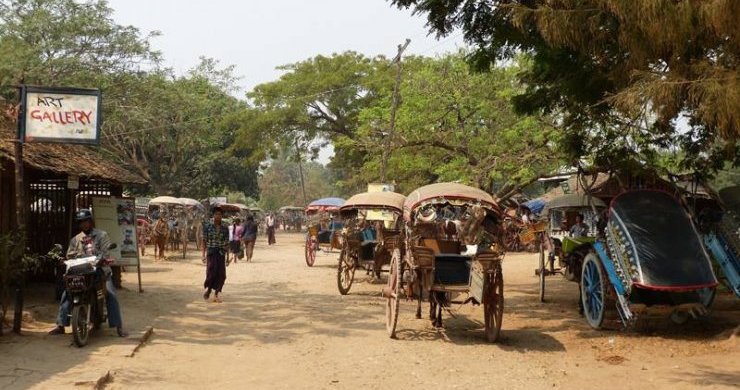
[71,304,91,348]
[385,249,402,338]
[337,244,356,295]
[304,237,316,267]
[581,254,606,329]
[484,263,504,343]
[538,239,546,303]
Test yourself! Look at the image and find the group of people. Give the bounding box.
[226,215,259,264]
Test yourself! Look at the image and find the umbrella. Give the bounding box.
[522,198,546,215]
[308,197,345,208]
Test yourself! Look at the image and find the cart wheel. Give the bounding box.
[669,310,691,325]
[337,245,355,295]
[484,263,504,343]
[698,287,716,309]
[538,240,546,303]
[304,238,316,267]
[385,249,402,339]
[581,254,606,329]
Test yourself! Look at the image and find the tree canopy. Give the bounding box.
[0,0,259,198]
[391,0,739,175]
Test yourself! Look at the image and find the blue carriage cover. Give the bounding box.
[609,190,717,290]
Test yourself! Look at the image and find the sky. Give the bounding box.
[106,0,466,163]
[107,0,465,93]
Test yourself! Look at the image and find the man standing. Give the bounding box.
[241,215,258,262]
[49,209,127,337]
[201,206,229,302]
[266,212,276,245]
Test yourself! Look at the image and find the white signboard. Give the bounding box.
[22,86,101,144]
[91,196,140,267]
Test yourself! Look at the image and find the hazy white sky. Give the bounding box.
[107,0,465,92]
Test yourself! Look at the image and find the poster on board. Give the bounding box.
[91,196,139,267]
[21,86,101,144]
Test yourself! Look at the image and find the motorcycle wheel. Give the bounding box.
[71,305,90,347]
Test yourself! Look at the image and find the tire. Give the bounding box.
[385,249,402,338]
[304,238,316,267]
[669,311,691,325]
[337,245,355,295]
[71,304,90,348]
[484,263,504,343]
[581,254,607,329]
[698,287,716,309]
[538,241,546,303]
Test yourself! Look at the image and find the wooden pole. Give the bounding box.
[12,85,26,334]
[295,138,307,206]
[381,38,411,183]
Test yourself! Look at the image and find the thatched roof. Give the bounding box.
[0,123,146,185]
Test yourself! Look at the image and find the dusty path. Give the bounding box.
[1,231,738,389]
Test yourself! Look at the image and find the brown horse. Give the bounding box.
[151,218,168,261]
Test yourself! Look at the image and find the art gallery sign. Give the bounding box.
[19,86,102,145]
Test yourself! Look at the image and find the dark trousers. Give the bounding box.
[267,226,276,245]
[204,251,227,293]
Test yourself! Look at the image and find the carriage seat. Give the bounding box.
[421,238,461,254]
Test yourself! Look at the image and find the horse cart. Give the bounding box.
[304,197,345,267]
[336,191,406,295]
[279,206,304,231]
[696,185,740,300]
[539,190,718,328]
[535,194,607,302]
[384,183,505,342]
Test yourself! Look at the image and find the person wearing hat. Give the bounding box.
[202,206,230,302]
[48,209,127,337]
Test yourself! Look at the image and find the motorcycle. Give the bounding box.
[59,243,117,347]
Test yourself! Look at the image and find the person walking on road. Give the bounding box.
[266,213,276,245]
[202,206,229,302]
[241,215,258,261]
[229,218,243,264]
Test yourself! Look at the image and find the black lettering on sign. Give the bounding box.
[36,96,64,108]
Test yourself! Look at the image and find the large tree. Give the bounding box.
[0,0,260,198]
[232,52,393,195]
[355,53,562,196]
[390,0,739,174]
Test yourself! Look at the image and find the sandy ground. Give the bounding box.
[1,231,739,390]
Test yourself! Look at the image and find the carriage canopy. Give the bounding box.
[404,182,500,221]
[719,185,740,214]
[305,197,345,213]
[340,192,406,212]
[149,196,184,206]
[609,190,717,290]
[542,193,607,215]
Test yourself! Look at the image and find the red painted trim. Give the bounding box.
[633,282,718,292]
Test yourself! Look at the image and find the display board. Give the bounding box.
[91,196,139,267]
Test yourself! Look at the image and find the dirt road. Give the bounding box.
[1,231,738,389]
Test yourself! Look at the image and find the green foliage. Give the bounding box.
[0,231,38,327]
[257,151,343,211]
[391,0,739,173]
[0,0,259,199]
[232,52,393,193]
[356,53,563,196]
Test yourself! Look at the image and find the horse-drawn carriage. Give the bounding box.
[279,206,304,231]
[304,197,345,267]
[384,183,505,342]
[534,193,607,302]
[695,185,740,300]
[336,191,406,295]
[536,189,718,328]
